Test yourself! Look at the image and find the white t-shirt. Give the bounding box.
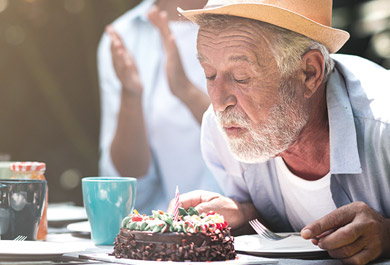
[275,157,337,231]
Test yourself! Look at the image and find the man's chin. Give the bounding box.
[221,130,273,163]
[227,144,272,164]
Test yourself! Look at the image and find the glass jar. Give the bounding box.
[10,162,48,240]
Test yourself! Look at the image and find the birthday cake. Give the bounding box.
[112,207,236,261]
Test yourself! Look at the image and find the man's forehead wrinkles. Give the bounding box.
[211,38,257,50]
[197,27,265,67]
[197,46,259,68]
[198,31,259,53]
[199,40,257,50]
[197,44,256,63]
[199,28,258,43]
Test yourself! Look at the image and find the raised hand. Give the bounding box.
[147,5,210,124]
[105,25,143,97]
[147,5,191,98]
[301,201,390,264]
[105,25,150,178]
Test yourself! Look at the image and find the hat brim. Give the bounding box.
[178,3,350,53]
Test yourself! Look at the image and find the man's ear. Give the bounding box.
[300,49,325,98]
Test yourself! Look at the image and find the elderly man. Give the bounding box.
[168,0,390,264]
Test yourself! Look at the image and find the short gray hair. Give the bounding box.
[195,14,334,83]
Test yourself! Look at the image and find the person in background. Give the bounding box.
[98,0,221,213]
[168,0,390,264]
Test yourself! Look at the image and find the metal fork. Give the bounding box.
[249,219,296,241]
[13,235,27,241]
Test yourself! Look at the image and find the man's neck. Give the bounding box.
[278,83,330,181]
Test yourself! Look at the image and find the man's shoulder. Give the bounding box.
[331,54,389,88]
[331,54,383,67]
[331,54,390,123]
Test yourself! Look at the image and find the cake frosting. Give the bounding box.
[112,207,236,261]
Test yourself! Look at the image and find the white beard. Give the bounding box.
[215,77,309,164]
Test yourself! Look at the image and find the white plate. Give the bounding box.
[47,204,87,224]
[234,234,327,258]
[67,221,91,233]
[0,240,86,261]
[80,253,278,264]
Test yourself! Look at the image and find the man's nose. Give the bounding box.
[208,76,237,112]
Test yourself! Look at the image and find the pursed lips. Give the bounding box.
[223,124,248,137]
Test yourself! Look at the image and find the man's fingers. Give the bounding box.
[106,25,120,43]
[316,229,334,239]
[155,11,171,43]
[105,25,114,37]
[147,6,171,42]
[147,6,176,55]
[106,25,125,54]
[301,202,388,263]
[317,223,364,250]
[339,248,379,265]
[194,200,218,215]
[105,26,136,70]
[146,5,159,24]
[180,190,220,210]
[302,204,356,239]
[326,236,366,259]
[167,190,219,213]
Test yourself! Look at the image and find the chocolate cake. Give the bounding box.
[112,207,236,262]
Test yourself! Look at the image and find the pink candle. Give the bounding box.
[173,186,179,222]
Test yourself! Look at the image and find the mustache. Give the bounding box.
[215,108,251,127]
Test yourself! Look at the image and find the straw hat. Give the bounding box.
[178,0,350,53]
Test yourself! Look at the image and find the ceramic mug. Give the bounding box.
[82,176,136,245]
[0,179,47,240]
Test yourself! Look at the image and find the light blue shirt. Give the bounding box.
[98,0,221,214]
[201,54,390,232]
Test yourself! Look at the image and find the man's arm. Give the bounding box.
[105,26,151,177]
[148,6,210,124]
[301,201,390,265]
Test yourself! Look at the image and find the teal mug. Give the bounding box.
[82,176,136,245]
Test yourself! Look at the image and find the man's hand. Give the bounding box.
[147,6,192,99]
[167,190,254,229]
[147,6,210,124]
[301,201,390,265]
[105,25,143,97]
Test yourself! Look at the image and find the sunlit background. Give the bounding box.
[0,0,389,205]
[334,0,390,68]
